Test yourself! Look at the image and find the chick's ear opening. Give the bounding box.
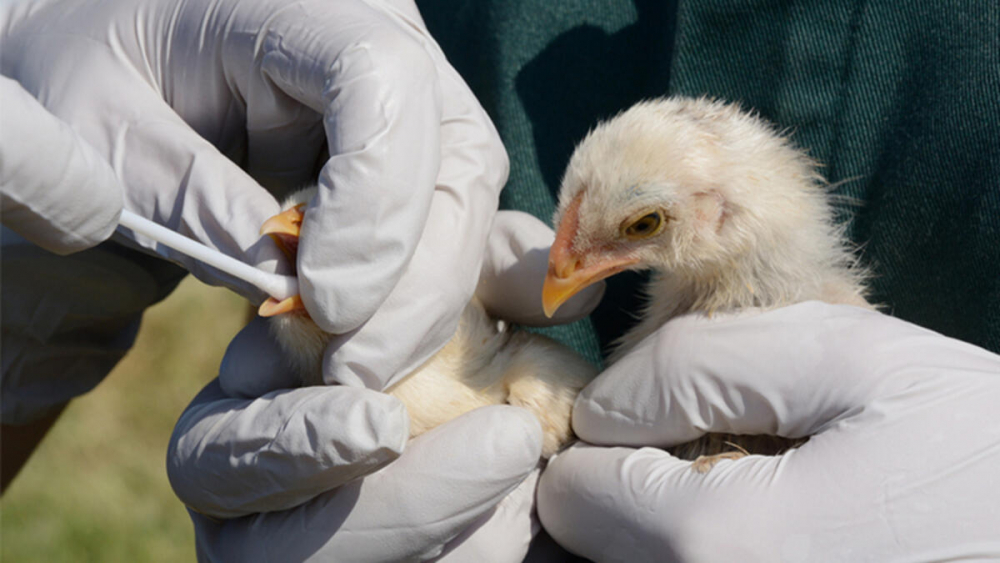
[691,190,729,234]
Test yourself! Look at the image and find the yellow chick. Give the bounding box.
[542,96,872,470]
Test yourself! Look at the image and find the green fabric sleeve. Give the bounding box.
[418,0,1000,357]
[670,1,1000,353]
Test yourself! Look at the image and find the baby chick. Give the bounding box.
[542,96,872,471]
[257,189,596,458]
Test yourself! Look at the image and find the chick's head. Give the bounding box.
[543,97,826,317]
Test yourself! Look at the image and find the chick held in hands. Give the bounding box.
[258,188,597,458]
[544,96,872,471]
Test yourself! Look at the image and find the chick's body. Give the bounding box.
[266,187,596,458]
[545,97,872,468]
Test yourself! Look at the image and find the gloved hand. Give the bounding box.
[176,388,543,563]
[1,0,508,390]
[0,76,123,254]
[538,302,1000,562]
[169,212,603,562]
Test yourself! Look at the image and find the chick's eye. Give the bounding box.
[622,211,665,239]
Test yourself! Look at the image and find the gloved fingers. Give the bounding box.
[573,301,975,448]
[194,405,543,562]
[478,210,605,326]
[218,316,301,398]
[317,45,509,391]
[544,364,1000,562]
[236,0,429,190]
[238,0,444,334]
[538,444,697,563]
[431,466,541,563]
[0,77,122,254]
[537,443,790,563]
[167,379,408,518]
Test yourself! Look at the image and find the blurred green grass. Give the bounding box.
[2,277,249,562]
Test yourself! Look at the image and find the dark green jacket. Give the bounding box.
[419,0,1000,362]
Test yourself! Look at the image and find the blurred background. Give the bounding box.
[2,277,248,562]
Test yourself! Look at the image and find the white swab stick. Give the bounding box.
[118,209,299,301]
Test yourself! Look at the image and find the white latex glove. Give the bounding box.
[0,76,123,254]
[538,302,1000,562]
[179,396,543,562]
[170,212,603,561]
[1,0,508,390]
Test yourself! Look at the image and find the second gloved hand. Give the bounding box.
[172,381,543,562]
[539,302,1000,562]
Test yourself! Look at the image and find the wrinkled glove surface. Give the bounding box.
[539,302,1000,562]
[1,0,508,390]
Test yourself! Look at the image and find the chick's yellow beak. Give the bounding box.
[260,203,306,261]
[542,261,589,319]
[542,251,638,318]
[542,194,637,318]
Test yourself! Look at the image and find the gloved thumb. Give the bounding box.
[477,210,604,326]
[168,379,408,518]
[573,302,939,448]
[219,316,301,398]
[538,443,784,563]
[0,76,122,254]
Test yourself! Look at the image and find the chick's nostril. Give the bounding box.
[553,258,582,279]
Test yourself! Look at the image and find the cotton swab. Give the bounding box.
[117,209,299,301]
